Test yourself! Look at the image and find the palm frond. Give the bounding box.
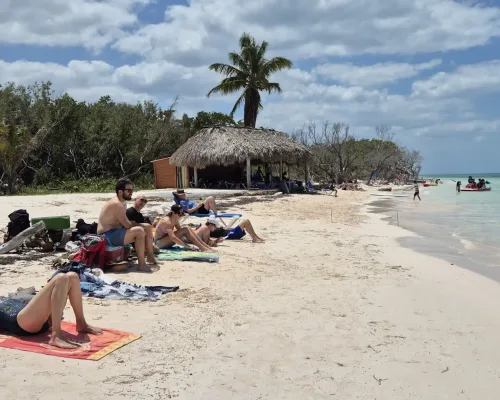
[230,92,246,117]
[262,82,282,94]
[209,63,243,77]
[262,57,293,76]
[207,77,247,97]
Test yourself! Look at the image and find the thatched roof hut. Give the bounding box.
[170,125,311,168]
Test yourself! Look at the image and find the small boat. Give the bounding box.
[423,183,438,187]
[461,187,491,192]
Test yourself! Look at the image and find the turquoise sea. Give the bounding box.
[369,173,500,281]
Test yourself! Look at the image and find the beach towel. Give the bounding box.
[158,249,219,263]
[0,321,140,360]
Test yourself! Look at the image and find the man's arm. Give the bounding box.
[114,204,136,229]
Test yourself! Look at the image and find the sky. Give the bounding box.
[2,0,500,174]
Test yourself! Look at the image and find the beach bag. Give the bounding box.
[7,209,30,241]
[79,235,107,269]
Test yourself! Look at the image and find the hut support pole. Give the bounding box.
[304,162,309,187]
[246,158,251,189]
[193,168,198,188]
[280,159,283,179]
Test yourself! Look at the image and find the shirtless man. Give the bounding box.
[154,205,215,253]
[196,216,265,244]
[97,178,157,272]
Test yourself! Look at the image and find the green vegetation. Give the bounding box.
[208,32,293,127]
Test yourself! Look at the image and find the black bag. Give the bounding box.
[76,219,97,235]
[7,209,30,240]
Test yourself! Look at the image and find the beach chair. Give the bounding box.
[171,192,242,228]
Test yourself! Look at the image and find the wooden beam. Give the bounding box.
[194,167,198,188]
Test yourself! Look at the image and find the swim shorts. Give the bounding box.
[102,228,127,247]
[225,226,246,240]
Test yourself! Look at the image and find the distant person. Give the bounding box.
[456,181,461,193]
[265,165,271,185]
[97,178,158,272]
[413,181,421,201]
[175,189,218,215]
[255,166,264,181]
[126,194,151,224]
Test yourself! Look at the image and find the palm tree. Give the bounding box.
[207,33,293,128]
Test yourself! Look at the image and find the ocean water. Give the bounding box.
[369,173,500,281]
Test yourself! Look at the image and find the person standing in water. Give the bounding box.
[413,181,421,201]
[456,181,461,193]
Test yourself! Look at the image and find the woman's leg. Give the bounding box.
[179,227,216,252]
[239,219,265,243]
[18,272,102,349]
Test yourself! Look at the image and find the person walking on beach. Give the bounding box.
[413,181,421,201]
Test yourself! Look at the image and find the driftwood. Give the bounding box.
[0,221,46,255]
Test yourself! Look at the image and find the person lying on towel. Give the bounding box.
[0,272,101,349]
[97,179,158,272]
[153,205,215,253]
[176,189,218,215]
[197,216,265,245]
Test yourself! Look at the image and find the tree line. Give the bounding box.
[0,32,421,194]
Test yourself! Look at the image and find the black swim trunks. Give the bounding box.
[0,297,49,336]
[194,205,210,215]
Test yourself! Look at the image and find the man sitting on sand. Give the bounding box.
[197,216,265,244]
[97,178,158,272]
[154,205,215,252]
[176,189,218,215]
[126,193,151,224]
[0,271,101,349]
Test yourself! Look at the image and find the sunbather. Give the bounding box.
[126,193,151,224]
[0,272,101,349]
[176,189,218,215]
[154,205,216,253]
[198,216,265,244]
[97,178,158,272]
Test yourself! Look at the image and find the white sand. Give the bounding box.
[0,190,500,399]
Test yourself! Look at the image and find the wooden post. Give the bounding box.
[279,159,283,179]
[246,158,251,189]
[304,162,309,187]
[194,167,198,188]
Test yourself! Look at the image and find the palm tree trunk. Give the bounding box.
[244,89,260,128]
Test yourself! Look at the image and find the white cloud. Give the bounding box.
[0,59,230,109]
[113,0,500,65]
[314,59,441,87]
[412,60,500,97]
[0,0,152,51]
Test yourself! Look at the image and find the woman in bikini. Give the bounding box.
[0,272,102,349]
[154,205,216,253]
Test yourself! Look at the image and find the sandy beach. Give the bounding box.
[1,189,500,399]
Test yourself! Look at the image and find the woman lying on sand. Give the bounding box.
[0,272,102,349]
[196,216,265,245]
[153,205,215,253]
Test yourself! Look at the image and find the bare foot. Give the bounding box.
[137,263,153,272]
[77,323,103,335]
[252,238,265,243]
[49,336,79,349]
[146,256,159,265]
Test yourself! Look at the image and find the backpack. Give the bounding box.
[75,234,107,269]
[76,219,97,235]
[6,209,30,241]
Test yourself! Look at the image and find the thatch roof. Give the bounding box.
[170,126,312,168]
